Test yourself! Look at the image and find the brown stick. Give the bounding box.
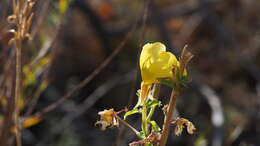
[159,89,179,146]
[14,32,22,146]
[33,31,132,118]
[116,115,139,135]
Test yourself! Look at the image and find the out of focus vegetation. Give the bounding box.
[0,0,260,146]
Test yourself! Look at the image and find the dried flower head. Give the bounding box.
[7,0,35,45]
[172,117,196,136]
[95,109,119,130]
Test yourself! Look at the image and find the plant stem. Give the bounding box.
[147,106,155,121]
[14,38,22,146]
[159,89,179,146]
[116,115,139,136]
[142,105,148,136]
[147,84,160,121]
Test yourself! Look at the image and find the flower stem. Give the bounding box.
[147,84,160,122]
[141,105,148,136]
[159,89,179,146]
[116,115,139,136]
[147,106,155,121]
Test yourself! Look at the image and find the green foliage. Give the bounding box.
[150,121,161,132]
[159,79,176,88]
[145,99,161,109]
[124,108,140,120]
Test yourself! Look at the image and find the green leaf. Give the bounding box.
[124,108,140,120]
[159,79,176,88]
[146,99,161,109]
[150,121,161,132]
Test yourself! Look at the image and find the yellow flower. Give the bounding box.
[140,42,178,84]
[135,82,151,107]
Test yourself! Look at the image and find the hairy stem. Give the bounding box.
[159,89,179,146]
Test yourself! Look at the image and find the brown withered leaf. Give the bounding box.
[172,117,196,136]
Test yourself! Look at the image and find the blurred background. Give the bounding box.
[0,0,260,146]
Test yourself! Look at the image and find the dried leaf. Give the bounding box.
[11,116,42,133]
[172,117,196,136]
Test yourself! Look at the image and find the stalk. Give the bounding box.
[141,105,148,136]
[116,115,139,135]
[14,34,22,146]
[159,88,179,146]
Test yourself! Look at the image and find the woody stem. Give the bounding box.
[159,88,179,146]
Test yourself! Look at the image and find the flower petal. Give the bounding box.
[139,42,178,84]
[140,42,166,70]
[148,51,178,79]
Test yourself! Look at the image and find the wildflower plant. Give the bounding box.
[96,42,195,146]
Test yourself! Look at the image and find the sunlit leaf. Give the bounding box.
[124,108,140,120]
[146,99,161,109]
[11,116,42,133]
[23,66,36,87]
[23,56,50,87]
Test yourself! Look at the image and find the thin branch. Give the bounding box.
[33,30,133,118]
[116,115,139,135]
[14,32,22,146]
[32,72,133,146]
[159,89,179,146]
[55,72,133,133]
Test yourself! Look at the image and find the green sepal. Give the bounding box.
[145,99,161,109]
[133,89,142,109]
[124,108,140,120]
[159,79,176,88]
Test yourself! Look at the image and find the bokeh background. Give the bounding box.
[1,0,260,146]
